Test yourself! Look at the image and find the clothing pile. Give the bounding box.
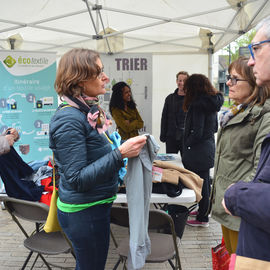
[0,147,55,206]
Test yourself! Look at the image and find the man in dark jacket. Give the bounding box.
[160,71,189,156]
[223,15,270,263]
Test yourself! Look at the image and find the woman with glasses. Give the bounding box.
[211,56,270,254]
[109,81,144,141]
[49,48,146,270]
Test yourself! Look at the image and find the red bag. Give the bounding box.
[212,238,231,270]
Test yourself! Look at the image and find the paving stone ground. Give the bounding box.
[0,204,221,270]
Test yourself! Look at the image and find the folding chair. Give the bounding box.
[110,206,182,270]
[0,195,75,270]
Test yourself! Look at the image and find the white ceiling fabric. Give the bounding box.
[0,0,269,56]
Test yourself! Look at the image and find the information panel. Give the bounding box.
[101,53,152,134]
[0,50,57,162]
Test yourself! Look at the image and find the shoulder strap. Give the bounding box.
[58,100,87,116]
[59,103,72,110]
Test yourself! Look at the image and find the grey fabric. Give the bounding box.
[32,165,53,186]
[124,135,160,269]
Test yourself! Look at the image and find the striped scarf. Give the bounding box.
[219,103,246,128]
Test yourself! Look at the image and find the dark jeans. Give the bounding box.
[193,170,210,222]
[57,203,112,270]
[165,137,183,157]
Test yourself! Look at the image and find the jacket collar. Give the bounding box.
[173,88,179,95]
[222,101,268,128]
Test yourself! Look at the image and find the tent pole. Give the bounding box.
[208,49,213,82]
[207,32,214,82]
[96,8,113,54]
[83,0,98,35]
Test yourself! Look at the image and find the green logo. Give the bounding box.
[3,55,16,68]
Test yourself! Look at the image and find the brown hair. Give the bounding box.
[54,48,101,97]
[183,74,218,112]
[228,56,270,106]
[176,71,189,80]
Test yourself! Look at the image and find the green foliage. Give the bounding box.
[237,30,256,46]
[223,99,231,108]
[224,29,256,64]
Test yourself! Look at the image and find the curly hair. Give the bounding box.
[54,48,101,97]
[183,74,218,111]
[228,56,270,106]
[109,81,136,113]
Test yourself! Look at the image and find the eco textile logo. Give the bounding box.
[3,55,16,68]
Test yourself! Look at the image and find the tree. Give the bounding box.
[224,29,256,64]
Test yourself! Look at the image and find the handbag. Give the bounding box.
[44,154,61,233]
[152,181,184,197]
[165,203,197,239]
[212,237,231,270]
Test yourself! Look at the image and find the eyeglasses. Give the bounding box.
[248,39,270,60]
[97,67,105,79]
[226,75,247,85]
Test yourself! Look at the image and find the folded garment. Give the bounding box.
[153,160,203,202]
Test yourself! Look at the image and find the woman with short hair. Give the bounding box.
[49,48,146,270]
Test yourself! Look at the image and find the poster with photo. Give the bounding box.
[100,53,152,135]
[0,50,57,163]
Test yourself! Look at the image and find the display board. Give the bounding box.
[100,53,152,135]
[0,50,57,162]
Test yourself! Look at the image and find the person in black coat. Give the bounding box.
[182,74,224,227]
[160,71,189,156]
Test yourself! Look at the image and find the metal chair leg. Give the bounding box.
[168,259,175,269]
[21,250,33,270]
[110,227,118,248]
[123,258,128,270]
[112,258,121,270]
[38,254,52,270]
[30,253,40,270]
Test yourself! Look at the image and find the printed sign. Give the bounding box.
[100,53,152,134]
[0,50,57,162]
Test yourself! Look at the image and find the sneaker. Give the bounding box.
[189,210,199,217]
[186,220,209,227]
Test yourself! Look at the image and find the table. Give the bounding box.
[114,188,196,204]
[115,154,197,204]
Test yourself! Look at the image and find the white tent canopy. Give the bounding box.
[1,0,269,152]
[0,0,269,56]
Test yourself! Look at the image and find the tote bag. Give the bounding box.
[44,154,61,233]
[212,237,231,270]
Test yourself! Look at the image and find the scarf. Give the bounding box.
[62,95,111,134]
[219,103,246,128]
